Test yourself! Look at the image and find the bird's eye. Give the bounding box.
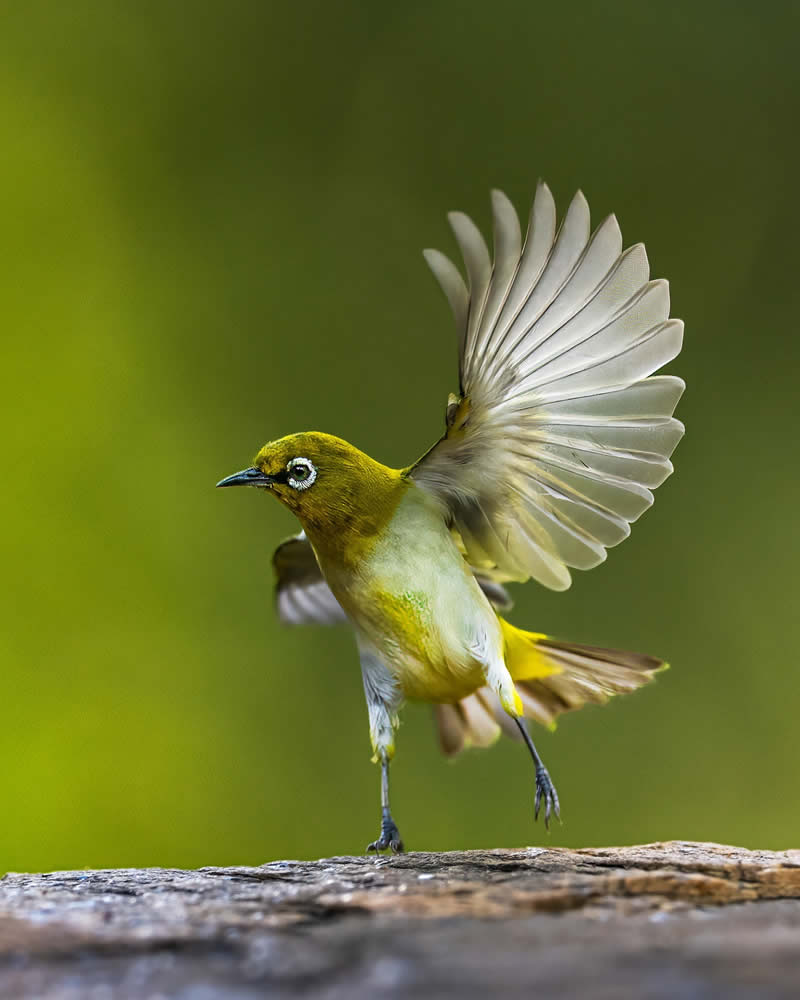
[286,457,317,490]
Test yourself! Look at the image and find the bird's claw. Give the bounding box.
[534,765,561,830]
[367,816,404,854]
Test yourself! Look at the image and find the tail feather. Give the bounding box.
[518,636,665,726]
[432,629,666,756]
[434,690,506,756]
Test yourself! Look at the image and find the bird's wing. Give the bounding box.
[273,533,512,625]
[272,532,349,625]
[410,183,685,591]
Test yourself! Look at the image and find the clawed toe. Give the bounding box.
[534,766,561,831]
[367,817,404,854]
[366,836,404,854]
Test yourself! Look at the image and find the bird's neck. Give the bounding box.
[300,465,410,571]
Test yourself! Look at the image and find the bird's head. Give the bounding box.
[217,432,407,548]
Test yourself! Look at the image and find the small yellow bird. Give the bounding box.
[218,184,684,852]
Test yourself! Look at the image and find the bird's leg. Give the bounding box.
[359,640,404,853]
[480,646,560,830]
[367,750,404,854]
[513,716,561,829]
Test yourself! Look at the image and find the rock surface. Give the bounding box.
[2,841,800,998]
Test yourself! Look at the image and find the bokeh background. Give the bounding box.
[2,1,799,873]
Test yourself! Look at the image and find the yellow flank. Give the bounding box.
[499,618,561,682]
[401,666,487,704]
[372,588,434,650]
[361,585,485,703]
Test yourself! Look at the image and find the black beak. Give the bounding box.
[216,467,275,488]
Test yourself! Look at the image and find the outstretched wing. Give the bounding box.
[272,533,512,626]
[412,183,685,591]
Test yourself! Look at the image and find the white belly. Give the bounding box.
[336,487,503,702]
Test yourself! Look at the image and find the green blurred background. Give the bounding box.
[2,1,799,873]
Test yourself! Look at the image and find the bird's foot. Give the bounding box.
[534,765,561,830]
[367,814,404,854]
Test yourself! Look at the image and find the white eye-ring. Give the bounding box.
[286,457,317,490]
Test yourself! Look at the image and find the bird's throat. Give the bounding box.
[300,469,410,571]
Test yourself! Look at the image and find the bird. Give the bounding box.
[217,182,684,853]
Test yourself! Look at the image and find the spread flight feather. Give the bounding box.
[414,183,684,590]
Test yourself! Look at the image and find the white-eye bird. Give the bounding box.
[217,184,684,853]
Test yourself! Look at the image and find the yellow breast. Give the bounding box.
[355,585,483,702]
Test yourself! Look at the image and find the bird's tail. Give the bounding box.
[503,618,667,728]
[433,619,666,757]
